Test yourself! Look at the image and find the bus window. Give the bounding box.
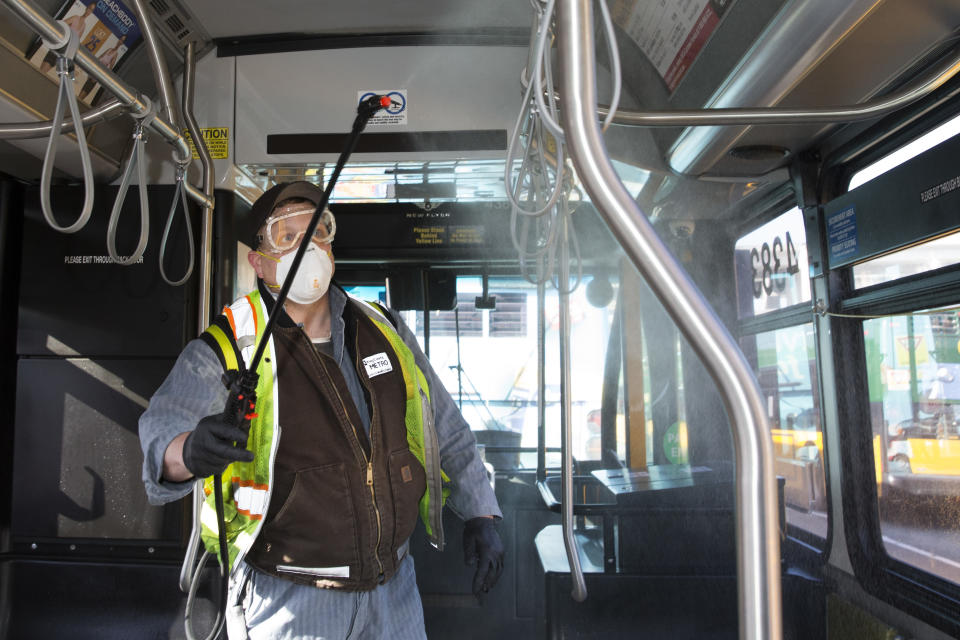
[735,207,826,541]
[848,112,960,192]
[733,207,811,320]
[740,324,827,539]
[343,285,386,304]
[402,275,618,471]
[852,232,960,289]
[863,307,960,585]
[848,111,960,289]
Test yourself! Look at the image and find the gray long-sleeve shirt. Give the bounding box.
[138,283,502,522]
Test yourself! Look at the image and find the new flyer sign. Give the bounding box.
[28,0,142,105]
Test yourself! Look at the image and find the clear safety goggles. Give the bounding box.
[258,206,336,254]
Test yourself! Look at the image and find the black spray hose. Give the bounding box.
[211,368,257,639]
[187,367,257,640]
[206,94,387,633]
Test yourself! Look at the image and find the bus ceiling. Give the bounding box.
[0,0,957,224]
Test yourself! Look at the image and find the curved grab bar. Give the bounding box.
[129,0,187,162]
[39,26,95,234]
[179,479,205,594]
[557,1,781,639]
[523,48,960,128]
[599,52,960,126]
[183,180,210,210]
[178,40,216,596]
[2,0,212,208]
[159,168,195,286]
[107,117,150,265]
[0,98,125,140]
[181,509,225,640]
[182,41,216,327]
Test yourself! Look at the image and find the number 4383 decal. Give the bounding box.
[751,232,800,298]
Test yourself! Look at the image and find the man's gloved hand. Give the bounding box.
[182,414,255,478]
[462,517,505,597]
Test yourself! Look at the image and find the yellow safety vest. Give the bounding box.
[197,290,448,574]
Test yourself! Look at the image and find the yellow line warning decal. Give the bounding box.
[183,127,229,160]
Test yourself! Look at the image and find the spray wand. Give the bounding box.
[194,94,389,640]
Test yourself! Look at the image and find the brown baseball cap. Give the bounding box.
[248,181,325,247]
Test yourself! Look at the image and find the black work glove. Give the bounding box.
[182,414,255,478]
[462,517,505,597]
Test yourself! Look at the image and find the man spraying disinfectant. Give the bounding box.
[139,95,504,639]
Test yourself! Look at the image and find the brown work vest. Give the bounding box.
[244,302,427,590]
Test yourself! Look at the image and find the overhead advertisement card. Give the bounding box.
[27,0,142,106]
[611,0,729,92]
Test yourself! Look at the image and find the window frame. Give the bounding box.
[734,202,832,555]
[830,280,960,635]
[820,98,960,637]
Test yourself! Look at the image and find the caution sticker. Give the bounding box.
[358,90,407,126]
[183,127,230,160]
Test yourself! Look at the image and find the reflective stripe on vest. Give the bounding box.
[199,291,277,575]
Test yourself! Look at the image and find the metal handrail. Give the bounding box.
[182,41,215,331]
[557,2,782,640]
[178,40,215,595]
[130,0,183,139]
[0,97,125,139]
[522,48,960,127]
[599,49,960,126]
[558,210,587,602]
[179,478,205,594]
[536,274,547,484]
[2,0,212,209]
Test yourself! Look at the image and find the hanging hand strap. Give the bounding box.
[39,22,95,234]
[159,163,195,286]
[107,100,156,265]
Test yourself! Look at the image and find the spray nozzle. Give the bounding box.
[357,94,388,122]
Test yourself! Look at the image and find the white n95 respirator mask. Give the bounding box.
[273,244,333,304]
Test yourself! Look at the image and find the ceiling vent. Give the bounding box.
[144,0,210,50]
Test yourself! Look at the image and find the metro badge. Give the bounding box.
[362,352,393,378]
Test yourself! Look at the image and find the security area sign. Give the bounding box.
[358,90,407,126]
